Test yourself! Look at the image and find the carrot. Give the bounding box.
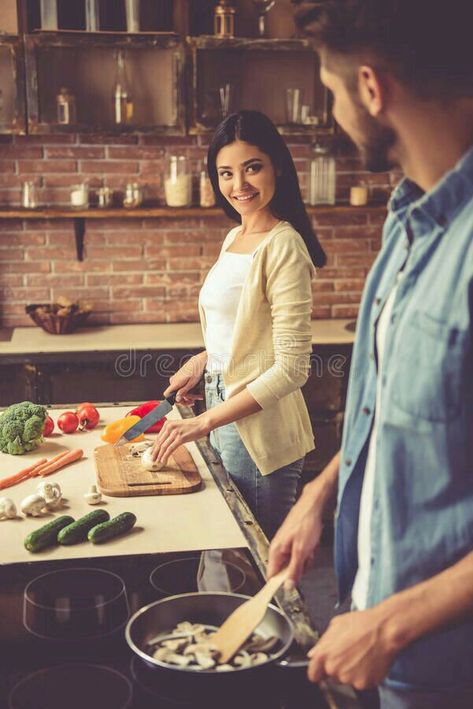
[0,458,48,490]
[38,448,83,477]
[31,450,72,477]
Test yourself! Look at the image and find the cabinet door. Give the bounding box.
[0,37,26,135]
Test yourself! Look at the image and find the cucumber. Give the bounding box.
[57,509,110,545]
[88,512,137,544]
[24,515,75,553]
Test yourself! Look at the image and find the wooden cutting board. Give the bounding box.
[94,443,202,497]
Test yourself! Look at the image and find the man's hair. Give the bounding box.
[294,1,473,99]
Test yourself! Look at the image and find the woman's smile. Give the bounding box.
[216,140,276,218]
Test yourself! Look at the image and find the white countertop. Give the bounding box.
[0,406,247,565]
[0,320,355,356]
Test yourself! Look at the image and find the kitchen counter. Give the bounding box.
[0,405,247,565]
[0,319,355,356]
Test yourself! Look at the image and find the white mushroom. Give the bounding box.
[20,493,47,517]
[84,484,102,505]
[129,440,153,456]
[0,497,17,520]
[36,481,62,510]
[141,447,165,471]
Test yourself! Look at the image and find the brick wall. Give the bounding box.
[0,133,395,328]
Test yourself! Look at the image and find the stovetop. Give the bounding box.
[0,549,330,709]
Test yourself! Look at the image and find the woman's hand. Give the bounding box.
[163,352,207,406]
[151,414,211,465]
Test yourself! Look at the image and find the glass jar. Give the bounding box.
[123,182,143,208]
[308,143,336,206]
[199,167,215,208]
[70,184,88,209]
[56,87,76,125]
[164,156,192,208]
[22,182,38,209]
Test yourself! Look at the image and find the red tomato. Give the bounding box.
[77,405,100,431]
[58,411,79,434]
[75,402,96,415]
[43,415,55,437]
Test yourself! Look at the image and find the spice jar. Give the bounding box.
[199,165,215,208]
[164,156,192,208]
[56,87,76,125]
[308,143,336,206]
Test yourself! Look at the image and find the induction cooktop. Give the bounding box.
[0,549,331,709]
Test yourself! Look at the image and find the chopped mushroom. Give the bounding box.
[147,623,280,672]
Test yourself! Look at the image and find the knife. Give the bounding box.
[114,392,177,447]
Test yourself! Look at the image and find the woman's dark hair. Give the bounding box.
[207,110,326,268]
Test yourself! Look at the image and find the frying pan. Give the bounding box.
[126,591,297,691]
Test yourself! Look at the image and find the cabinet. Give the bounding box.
[187,36,332,135]
[24,32,186,134]
[0,36,26,135]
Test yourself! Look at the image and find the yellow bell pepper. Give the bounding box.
[101,415,145,444]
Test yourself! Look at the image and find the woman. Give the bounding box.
[152,110,326,539]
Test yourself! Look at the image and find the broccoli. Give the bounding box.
[0,401,47,455]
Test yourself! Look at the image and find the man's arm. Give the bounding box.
[307,549,473,690]
[267,451,340,582]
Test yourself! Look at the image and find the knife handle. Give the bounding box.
[165,391,177,406]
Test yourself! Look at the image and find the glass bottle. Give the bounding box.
[56,87,77,125]
[85,0,99,31]
[113,49,133,125]
[164,156,192,208]
[308,143,336,206]
[125,0,140,32]
[40,0,58,30]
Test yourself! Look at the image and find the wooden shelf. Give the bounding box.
[0,204,386,219]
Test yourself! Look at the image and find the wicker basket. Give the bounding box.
[26,303,92,335]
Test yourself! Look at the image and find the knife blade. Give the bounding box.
[114,392,177,447]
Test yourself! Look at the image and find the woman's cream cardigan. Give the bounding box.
[198,221,316,475]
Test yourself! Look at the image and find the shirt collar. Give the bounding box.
[388,142,473,231]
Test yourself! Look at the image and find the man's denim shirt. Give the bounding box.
[335,145,473,691]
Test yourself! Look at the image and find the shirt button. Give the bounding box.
[370,557,375,566]
[362,406,371,415]
[375,297,381,305]
[345,458,352,466]
[205,374,212,383]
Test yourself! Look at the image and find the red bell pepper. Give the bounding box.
[126,400,167,433]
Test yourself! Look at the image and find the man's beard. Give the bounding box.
[355,103,397,173]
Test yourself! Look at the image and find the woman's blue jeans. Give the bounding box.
[204,372,304,540]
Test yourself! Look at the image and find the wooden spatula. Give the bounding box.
[212,568,289,664]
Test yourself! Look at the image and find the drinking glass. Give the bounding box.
[252,0,276,37]
[285,88,303,124]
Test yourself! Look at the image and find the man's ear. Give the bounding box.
[358,65,387,117]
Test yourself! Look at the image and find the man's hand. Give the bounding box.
[267,481,324,584]
[307,608,399,690]
[267,453,340,584]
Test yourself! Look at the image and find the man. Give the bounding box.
[268,2,473,707]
